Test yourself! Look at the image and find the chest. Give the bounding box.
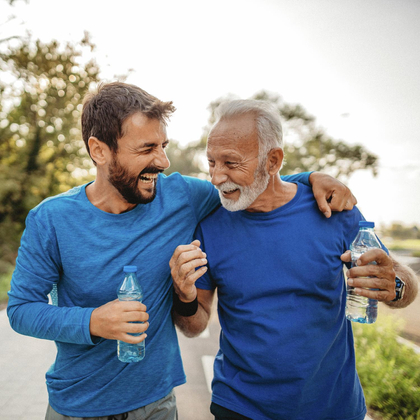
[54,206,197,307]
[205,216,347,303]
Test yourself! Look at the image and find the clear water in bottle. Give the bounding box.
[345,221,381,324]
[117,266,145,362]
[346,248,378,323]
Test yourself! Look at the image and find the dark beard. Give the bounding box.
[108,157,162,205]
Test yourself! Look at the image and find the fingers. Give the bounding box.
[349,193,358,207]
[169,240,202,268]
[329,188,352,212]
[121,307,149,323]
[90,299,149,341]
[311,184,331,217]
[120,331,148,345]
[170,240,208,301]
[347,279,395,302]
[340,250,351,262]
[317,196,332,218]
[176,252,207,279]
[356,249,393,267]
[346,249,396,302]
[123,321,149,335]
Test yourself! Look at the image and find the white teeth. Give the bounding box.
[139,173,158,184]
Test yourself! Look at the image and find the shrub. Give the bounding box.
[0,264,14,305]
[353,315,420,419]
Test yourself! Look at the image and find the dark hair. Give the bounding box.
[82,82,176,163]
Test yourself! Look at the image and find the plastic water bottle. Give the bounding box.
[50,284,58,306]
[117,266,145,362]
[346,221,382,324]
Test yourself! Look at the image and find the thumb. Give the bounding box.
[191,239,201,247]
[315,195,331,218]
[341,250,351,262]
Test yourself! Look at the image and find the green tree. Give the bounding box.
[0,34,100,272]
[166,90,378,180]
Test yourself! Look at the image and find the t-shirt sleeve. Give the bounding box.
[7,210,97,345]
[183,176,220,223]
[280,171,312,186]
[194,224,216,291]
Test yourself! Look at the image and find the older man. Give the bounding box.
[7,82,357,420]
[170,99,418,420]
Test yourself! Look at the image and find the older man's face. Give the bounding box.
[206,114,270,212]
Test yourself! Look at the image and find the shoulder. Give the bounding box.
[30,184,87,220]
[158,173,219,220]
[159,172,212,192]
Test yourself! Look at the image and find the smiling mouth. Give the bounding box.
[139,173,158,184]
[222,188,239,196]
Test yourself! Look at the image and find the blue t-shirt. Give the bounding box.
[7,171,311,417]
[195,183,382,420]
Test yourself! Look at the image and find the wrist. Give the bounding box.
[391,275,406,302]
[173,292,198,317]
[308,171,317,185]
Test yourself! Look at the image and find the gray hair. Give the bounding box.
[213,99,283,163]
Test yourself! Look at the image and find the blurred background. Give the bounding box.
[0,0,419,419]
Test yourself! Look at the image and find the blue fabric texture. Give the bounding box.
[7,171,310,417]
[195,183,383,420]
[7,173,219,417]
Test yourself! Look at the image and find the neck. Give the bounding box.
[86,175,137,214]
[246,175,297,213]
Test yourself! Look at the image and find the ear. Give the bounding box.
[88,137,111,166]
[267,148,284,175]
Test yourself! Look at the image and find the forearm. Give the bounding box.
[172,289,213,338]
[385,255,419,309]
[7,300,96,345]
[173,303,211,337]
[281,171,312,186]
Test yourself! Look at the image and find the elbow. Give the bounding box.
[7,302,21,333]
[179,325,206,338]
[173,314,209,338]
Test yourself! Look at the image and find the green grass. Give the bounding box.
[383,239,420,252]
[353,315,420,419]
[0,266,13,306]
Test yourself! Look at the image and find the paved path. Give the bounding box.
[0,309,56,420]
[0,308,376,420]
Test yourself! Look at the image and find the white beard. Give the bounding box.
[217,166,270,212]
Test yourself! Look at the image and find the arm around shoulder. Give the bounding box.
[173,288,215,338]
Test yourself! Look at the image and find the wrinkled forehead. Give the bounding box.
[207,114,259,151]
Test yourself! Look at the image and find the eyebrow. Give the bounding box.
[136,139,169,149]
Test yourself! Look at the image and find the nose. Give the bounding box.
[155,146,170,171]
[210,164,228,187]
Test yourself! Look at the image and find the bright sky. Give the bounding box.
[2,0,420,226]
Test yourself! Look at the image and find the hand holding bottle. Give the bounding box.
[341,248,396,302]
[90,298,149,343]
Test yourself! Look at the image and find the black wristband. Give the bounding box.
[173,293,198,317]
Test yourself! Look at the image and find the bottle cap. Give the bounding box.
[123,265,138,273]
[359,221,374,228]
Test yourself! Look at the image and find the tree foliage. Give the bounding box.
[0,35,99,270]
[0,36,379,275]
[167,90,378,180]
